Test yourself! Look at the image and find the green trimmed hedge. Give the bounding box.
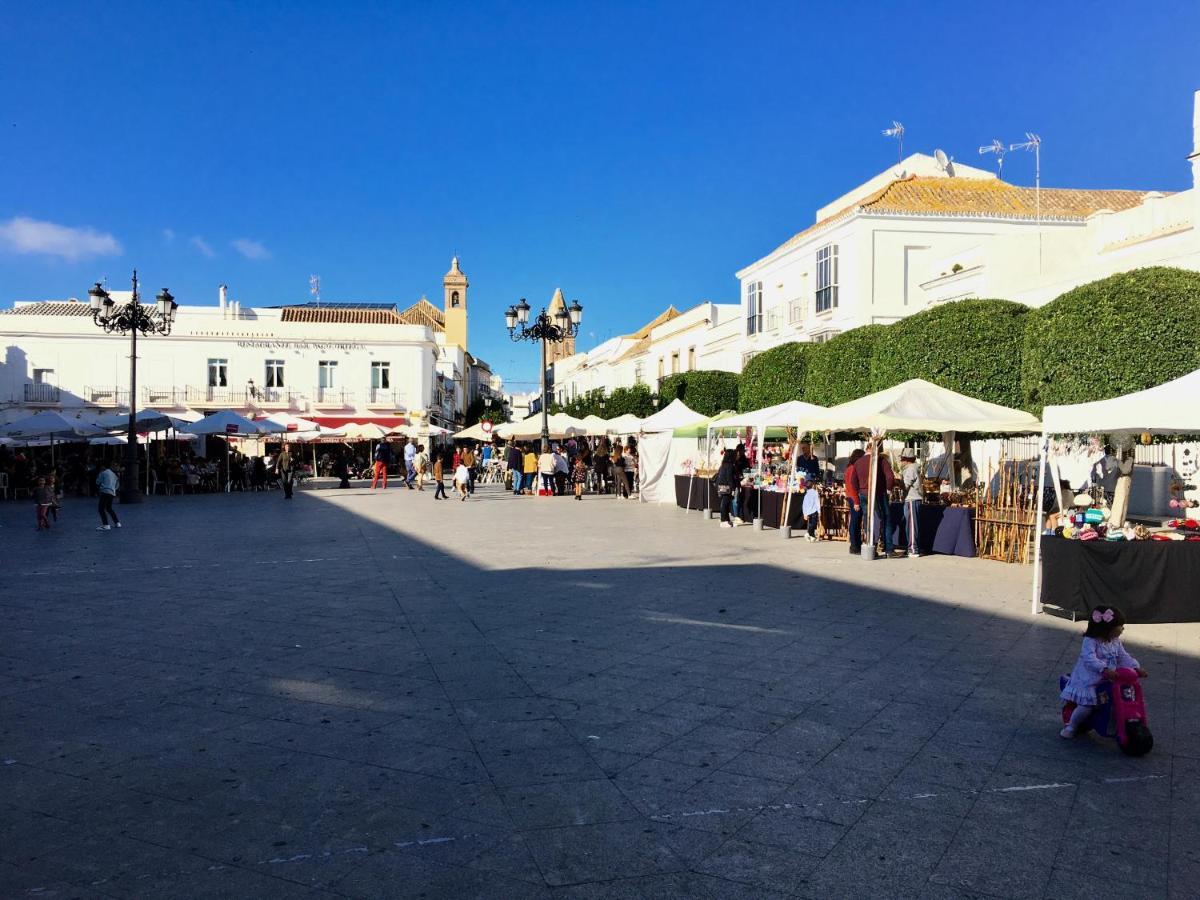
[658,370,740,416]
[737,342,811,411]
[869,299,1029,409]
[605,383,657,418]
[1022,267,1200,413]
[804,325,888,406]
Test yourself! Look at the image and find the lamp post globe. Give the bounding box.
[505,293,582,454]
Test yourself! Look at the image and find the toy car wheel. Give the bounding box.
[1120,721,1154,757]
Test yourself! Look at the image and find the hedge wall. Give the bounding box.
[1021,267,1200,413]
[737,342,811,411]
[605,383,657,418]
[804,325,888,406]
[869,299,1030,409]
[658,370,740,416]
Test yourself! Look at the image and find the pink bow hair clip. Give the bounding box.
[1091,609,1115,623]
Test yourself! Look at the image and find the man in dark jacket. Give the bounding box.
[846,442,897,558]
[506,444,523,495]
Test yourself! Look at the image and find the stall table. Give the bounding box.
[818,499,975,557]
[1039,536,1200,623]
[674,474,715,511]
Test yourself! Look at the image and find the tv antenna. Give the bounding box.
[882,121,905,166]
[309,274,321,308]
[1009,133,1042,270]
[978,139,1007,178]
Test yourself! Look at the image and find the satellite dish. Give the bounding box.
[934,149,949,170]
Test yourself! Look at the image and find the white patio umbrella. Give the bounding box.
[580,414,610,435]
[0,411,108,467]
[341,422,390,441]
[181,411,286,491]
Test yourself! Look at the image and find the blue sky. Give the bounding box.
[2,1,1198,387]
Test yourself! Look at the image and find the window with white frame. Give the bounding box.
[788,299,805,325]
[687,347,696,371]
[265,359,284,388]
[318,360,338,388]
[370,361,390,389]
[745,281,763,335]
[815,245,838,314]
[670,351,679,374]
[657,357,665,383]
[207,358,228,387]
[634,361,645,384]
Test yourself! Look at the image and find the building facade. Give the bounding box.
[0,258,502,430]
[552,89,1200,395]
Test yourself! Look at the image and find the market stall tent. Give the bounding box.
[635,401,707,505]
[453,421,494,441]
[639,399,707,433]
[580,415,610,435]
[604,414,643,435]
[495,413,587,440]
[1040,368,1200,436]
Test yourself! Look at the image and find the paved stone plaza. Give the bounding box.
[2,485,1198,898]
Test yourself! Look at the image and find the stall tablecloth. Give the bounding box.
[1040,536,1200,623]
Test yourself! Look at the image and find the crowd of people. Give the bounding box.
[501,435,639,499]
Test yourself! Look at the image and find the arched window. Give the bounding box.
[451,291,460,307]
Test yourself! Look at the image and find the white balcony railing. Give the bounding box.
[312,387,353,407]
[142,386,186,408]
[365,388,403,408]
[24,383,61,404]
[186,386,250,406]
[85,386,130,407]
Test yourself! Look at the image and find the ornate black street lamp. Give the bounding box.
[504,296,582,452]
[88,270,177,503]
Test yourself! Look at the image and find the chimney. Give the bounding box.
[219,283,228,317]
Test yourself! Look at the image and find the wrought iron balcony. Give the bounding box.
[24,383,61,404]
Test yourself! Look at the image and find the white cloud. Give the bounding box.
[190,236,215,258]
[0,216,122,262]
[232,238,270,260]
[162,228,175,243]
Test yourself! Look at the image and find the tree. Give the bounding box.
[869,299,1030,409]
[804,325,888,407]
[657,370,740,416]
[737,342,812,411]
[606,383,657,418]
[1021,267,1200,413]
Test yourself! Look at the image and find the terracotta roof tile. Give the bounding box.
[767,176,1159,260]
[397,298,446,332]
[2,301,93,316]
[280,307,407,324]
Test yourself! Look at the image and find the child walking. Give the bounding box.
[572,455,587,500]
[453,461,471,501]
[33,476,54,530]
[1060,605,1147,738]
[432,453,448,500]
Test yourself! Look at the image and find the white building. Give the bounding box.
[556,89,1200,394]
[0,258,504,430]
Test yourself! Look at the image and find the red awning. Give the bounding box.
[308,415,410,428]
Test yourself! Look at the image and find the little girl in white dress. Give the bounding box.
[1060,605,1148,738]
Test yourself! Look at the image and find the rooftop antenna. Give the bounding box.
[1009,132,1042,271]
[978,139,1007,179]
[933,148,955,177]
[309,274,321,308]
[882,121,905,166]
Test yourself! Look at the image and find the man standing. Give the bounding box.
[96,461,121,531]
[372,439,392,489]
[843,448,866,555]
[507,442,523,495]
[414,444,430,491]
[901,449,922,558]
[794,440,822,484]
[278,445,294,499]
[553,445,569,496]
[847,442,897,559]
[461,444,476,495]
[403,438,417,489]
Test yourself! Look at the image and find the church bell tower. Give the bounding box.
[443,256,468,351]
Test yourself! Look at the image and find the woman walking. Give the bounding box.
[612,446,629,499]
[96,461,121,531]
[715,449,738,528]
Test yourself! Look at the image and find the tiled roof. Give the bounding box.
[630,306,679,339]
[768,176,1159,260]
[280,307,407,324]
[613,336,650,362]
[2,301,94,316]
[398,298,445,332]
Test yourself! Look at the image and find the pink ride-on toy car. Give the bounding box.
[1059,667,1153,756]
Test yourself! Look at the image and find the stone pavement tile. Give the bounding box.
[771,769,892,827]
[554,870,788,899]
[332,853,550,900]
[1043,866,1164,900]
[453,696,561,726]
[0,861,114,900]
[810,731,926,779]
[730,805,849,855]
[750,718,849,762]
[482,743,608,788]
[720,748,810,784]
[929,806,1064,898]
[614,756,711,794]
[693,838,824,894]
[705,706,791,735]
[520,820,687,887]
[653,738,747,771]
[649,698,729,722]
[467,719,579,758]
[24,832,225,897]
[802,804,963,898]
[892,740,1006,792]
[500,778,641,828]
[0,804,87,868]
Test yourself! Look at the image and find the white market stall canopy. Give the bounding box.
[708,400,829,431]
[0,411,108,440]
[580,415,610,435]
[496,413,588,440]
[181,410,286,436]
[341,422,390,441]
[1041,368,1200,436]
[454,421,495,441]
[257,412,321,434]
[639,399,706,433]
[603,413,643,435]
[803,379,1041,435]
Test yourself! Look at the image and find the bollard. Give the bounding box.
[704,506,713,520]
[753,517,763,531]
[863,544,876,561]
[781,525,792,539]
